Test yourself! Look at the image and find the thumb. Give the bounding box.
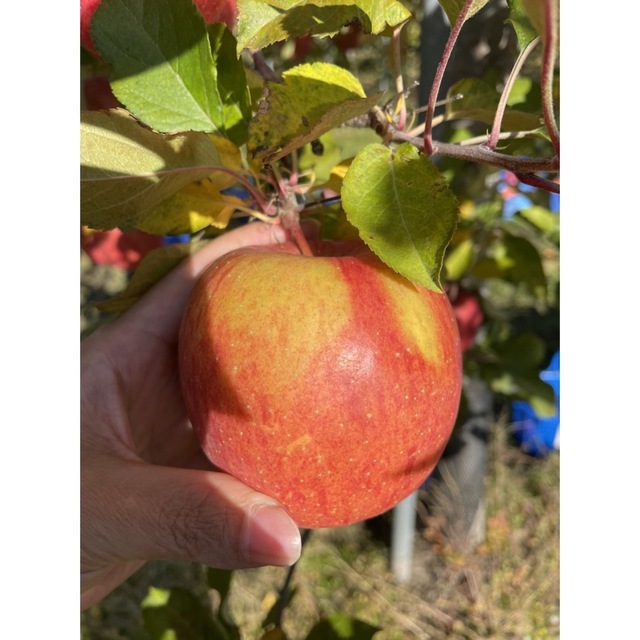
[82,458,302,575]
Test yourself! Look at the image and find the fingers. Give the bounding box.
[82,459,301,603]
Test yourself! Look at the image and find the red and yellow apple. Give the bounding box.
[178,240,462,529]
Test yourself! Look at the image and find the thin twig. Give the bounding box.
[252,51,281,83]
[486,37,540,150]
[423,0,476,155]
[390,26,407,131]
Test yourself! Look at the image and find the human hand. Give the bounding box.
[81,222,302,610]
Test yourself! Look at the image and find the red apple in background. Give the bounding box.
[81,0,238,57]
[448,287,483,352]
[81,227,163,270]
[193,0,237,29]
[179,240,462,529]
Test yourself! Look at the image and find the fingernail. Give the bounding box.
[243,504,302,566]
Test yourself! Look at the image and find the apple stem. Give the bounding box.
[269,164,315,257]
[279,193,314,257]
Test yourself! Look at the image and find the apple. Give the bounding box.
[448,287,483,352]
[81,0,238,57]
[178,239,462,529]
[81,227,163,270]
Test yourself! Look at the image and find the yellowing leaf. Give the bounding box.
[318,158,354,194]
[248,62,382,162]
[81,109,222,230]
[207,134,244,188]
[237,0,411,52]
[136,180,245,236]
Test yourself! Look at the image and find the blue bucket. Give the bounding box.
[511,351,560,456]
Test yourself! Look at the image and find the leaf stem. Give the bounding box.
[486,37,540,150]
[391,26,407,131]
[423,0,476,155]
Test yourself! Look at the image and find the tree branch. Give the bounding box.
[394,130,559,175]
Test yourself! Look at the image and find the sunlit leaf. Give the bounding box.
[96,241,207,314]
[92,0,250,139]
[81,109,222,230]
[248,62,382,163]
[341,143,459,292]
[237,0,411,52]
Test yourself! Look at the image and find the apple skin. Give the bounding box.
[178,240,462,529]
[81,0,238,57]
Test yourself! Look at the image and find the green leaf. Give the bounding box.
[445,78,542,131]
[207,23,253,144]
[499,233,548,302]
[520,0,558,46]
[297,127,380,186]
[92,0,249,136]
[236,0,411,52]
[483,333,557,417]
[142,586,219,640]
[518,205,558,234]
[96,241,208,314]
[437,0,490,28]
[506,0,538,50]
[444,236,474,280]
[341,143,459,292]
[305,613,380,640]
[489,368,556,417]
[494,332,546,373]
[81,109,222,230]
[248,62,382,163]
